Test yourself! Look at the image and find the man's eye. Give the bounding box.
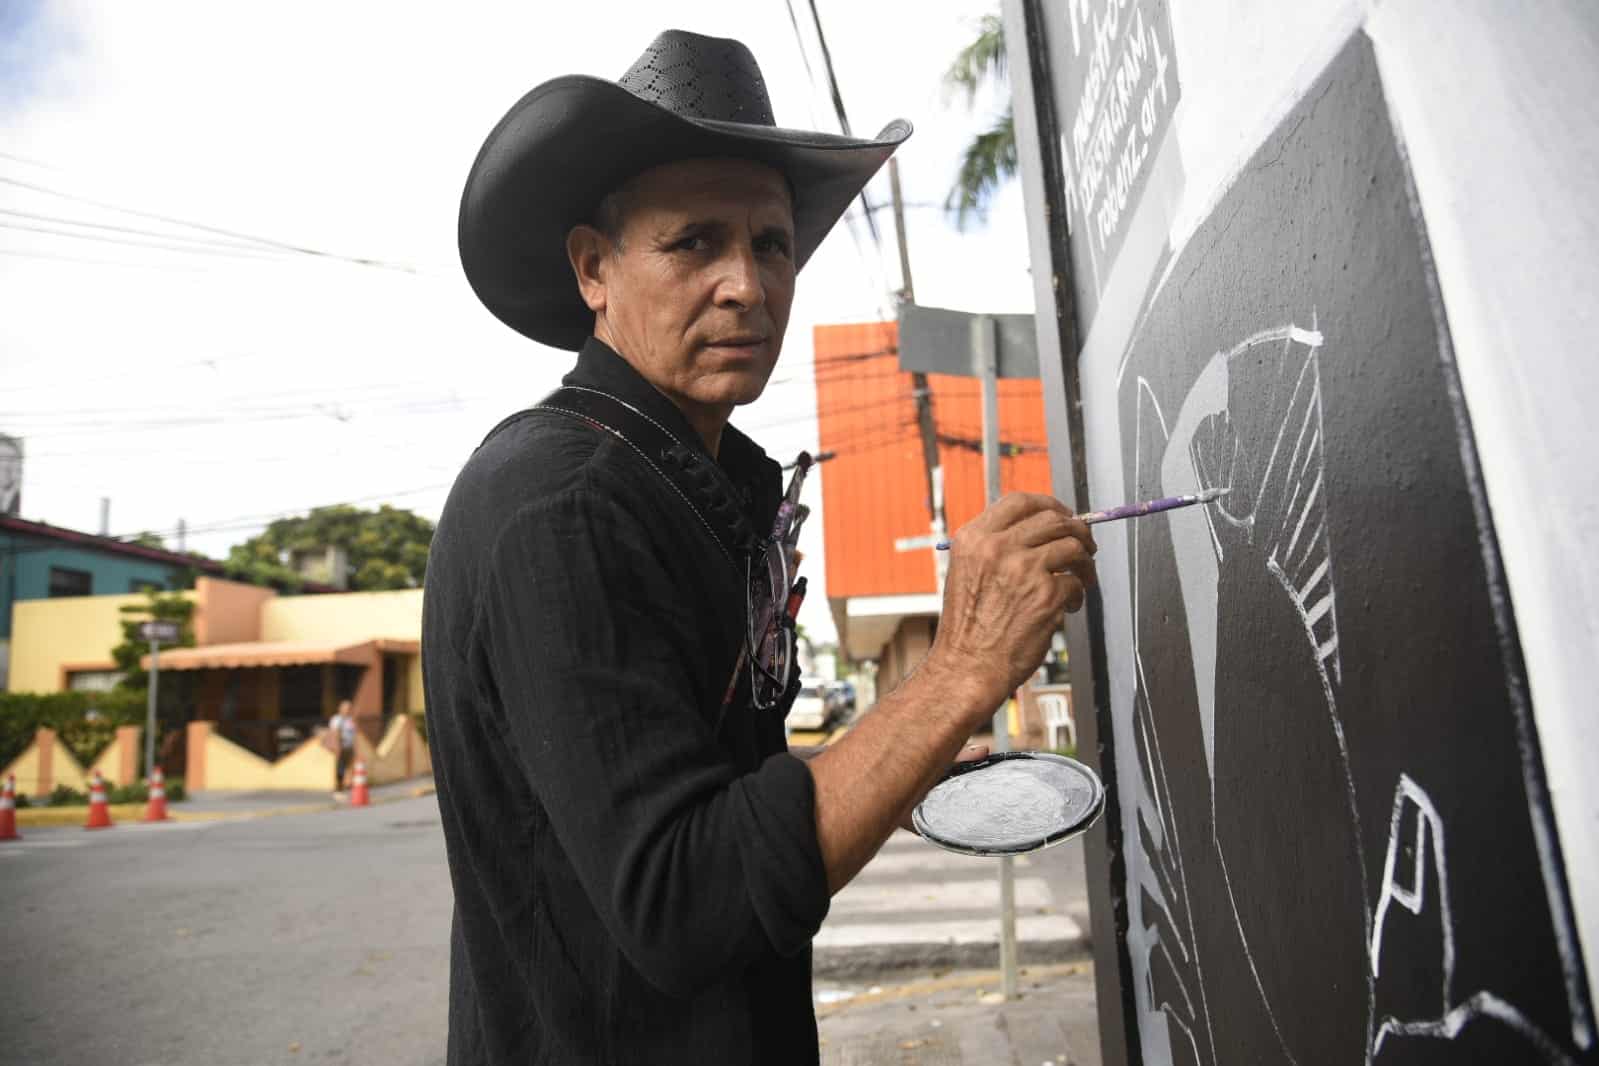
[757,235,793,257]
[673,235,709,252]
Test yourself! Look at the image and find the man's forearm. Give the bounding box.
[804,655,997,894]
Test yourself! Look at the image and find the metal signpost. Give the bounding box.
[896,303,1039,1000]
[138,620,181,780]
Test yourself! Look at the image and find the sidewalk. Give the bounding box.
[180,777,434,819]
[816,962,1102,1065]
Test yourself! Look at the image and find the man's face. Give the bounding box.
[569,157,796,423]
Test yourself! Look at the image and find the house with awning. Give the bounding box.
[7,575,428,789]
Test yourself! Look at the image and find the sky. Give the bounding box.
[0,0,1036,643]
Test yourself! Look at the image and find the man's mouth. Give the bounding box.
[708,334,767,349]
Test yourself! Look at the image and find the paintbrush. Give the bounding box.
[934,487,1230,550]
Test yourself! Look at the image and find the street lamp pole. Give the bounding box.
[144,636,160,780]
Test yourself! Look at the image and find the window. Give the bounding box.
[48,567,92,597]
[67,670,124,693]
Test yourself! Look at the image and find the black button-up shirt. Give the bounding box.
[423,338,830,1065]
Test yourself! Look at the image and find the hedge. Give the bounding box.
[0,690,148,769]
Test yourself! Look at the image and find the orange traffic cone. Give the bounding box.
[142,766,170,823]
[84,769,114,830]
[349,760,370,808]
[0,774,20,841]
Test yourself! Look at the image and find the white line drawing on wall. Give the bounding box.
[1368,774,1577,1065]
[1128,320,1370,1066]
[1132,321,1368,1061]
[1122,318,1592,1065]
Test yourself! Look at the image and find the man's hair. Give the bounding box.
[591,184,633,247]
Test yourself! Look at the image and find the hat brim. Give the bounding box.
[459,74,911,351]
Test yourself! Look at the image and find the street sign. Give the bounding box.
[897,304,1040,380]
[894,534,942,552]
[138,620,181,643]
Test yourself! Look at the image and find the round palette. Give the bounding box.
[913,751,1106,857]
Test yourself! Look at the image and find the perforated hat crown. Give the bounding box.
[617,33,776,126]
[458,29,911,351]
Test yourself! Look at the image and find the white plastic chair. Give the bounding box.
[1037,691,1075,751]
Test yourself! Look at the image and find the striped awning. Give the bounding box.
[140,638,418,671]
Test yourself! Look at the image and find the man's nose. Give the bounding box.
[715,243,765,310]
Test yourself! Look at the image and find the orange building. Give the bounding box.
[814,320,1053,694]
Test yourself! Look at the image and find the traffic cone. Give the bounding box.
[84,769,114,830]
[349,760,370,807]
[142,766,170,823]
[0,774,20,841]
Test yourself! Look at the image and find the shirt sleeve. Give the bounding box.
[477,477,830,996]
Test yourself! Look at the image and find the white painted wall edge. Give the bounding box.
[1367,0,1599,1008]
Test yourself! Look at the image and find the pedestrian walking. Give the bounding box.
[325,700,356,798]
[426,29,1098,1065]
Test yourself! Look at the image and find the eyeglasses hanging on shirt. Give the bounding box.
[744,452,813,713]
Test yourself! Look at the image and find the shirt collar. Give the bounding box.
[563,336,775,488]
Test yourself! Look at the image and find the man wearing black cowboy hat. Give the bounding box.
[424,30,1097,1065]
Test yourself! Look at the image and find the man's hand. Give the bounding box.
[807,495,1095,894]
[930,493,1097,716]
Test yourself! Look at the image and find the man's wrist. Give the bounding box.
[913,648,1005,731]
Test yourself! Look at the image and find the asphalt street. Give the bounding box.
[0,796,453,1066]
[0,790,1094,1065]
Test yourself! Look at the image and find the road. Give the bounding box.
[0,790,1093,1065]
[0,797,453,1066]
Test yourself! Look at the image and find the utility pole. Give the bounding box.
[973,315,1021,999]
[889,157,948,591]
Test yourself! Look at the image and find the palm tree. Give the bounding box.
[943,13,1015,231]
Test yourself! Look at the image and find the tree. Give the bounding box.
[943,13,1016,231]
[224,504,434,592]
[112,589,196,692]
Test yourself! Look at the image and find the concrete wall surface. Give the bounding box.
[184,715,430,792]
[8,590,195,692]
[260,588,422,644]
[1006,1,1598,1063]
[1,727,89,798]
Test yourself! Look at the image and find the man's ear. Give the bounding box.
[566,225,610,314]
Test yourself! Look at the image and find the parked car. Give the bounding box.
[786,679,833,732]
[827,680,856,718]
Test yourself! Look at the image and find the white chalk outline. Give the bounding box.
[1128,323,1378,1066]
[1372,991,1577,1065]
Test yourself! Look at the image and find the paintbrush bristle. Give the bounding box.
[1196,486,1231,503]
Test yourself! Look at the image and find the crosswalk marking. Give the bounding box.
[816,831,1082,952]
[814,913,1082,948]
[830,875,1054,914]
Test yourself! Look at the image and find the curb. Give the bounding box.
[812,934,1092,981]
[183,782,436,823]
[13,781,435,830]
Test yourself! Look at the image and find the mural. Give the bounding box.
[1110,35,1594,1066]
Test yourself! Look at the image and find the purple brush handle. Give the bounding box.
[932,492,1210,549]
[1079,493,1203,524]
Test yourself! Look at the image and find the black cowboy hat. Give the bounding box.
[458,29,911,351]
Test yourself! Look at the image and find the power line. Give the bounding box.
[0,219,316,264]
[0,246,237,273]
[802,0,887,258]
[781,0,892,315]
[0,171,416,273]
[0,206,286,251]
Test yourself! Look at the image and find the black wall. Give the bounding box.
[1102,34,1593,1066]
